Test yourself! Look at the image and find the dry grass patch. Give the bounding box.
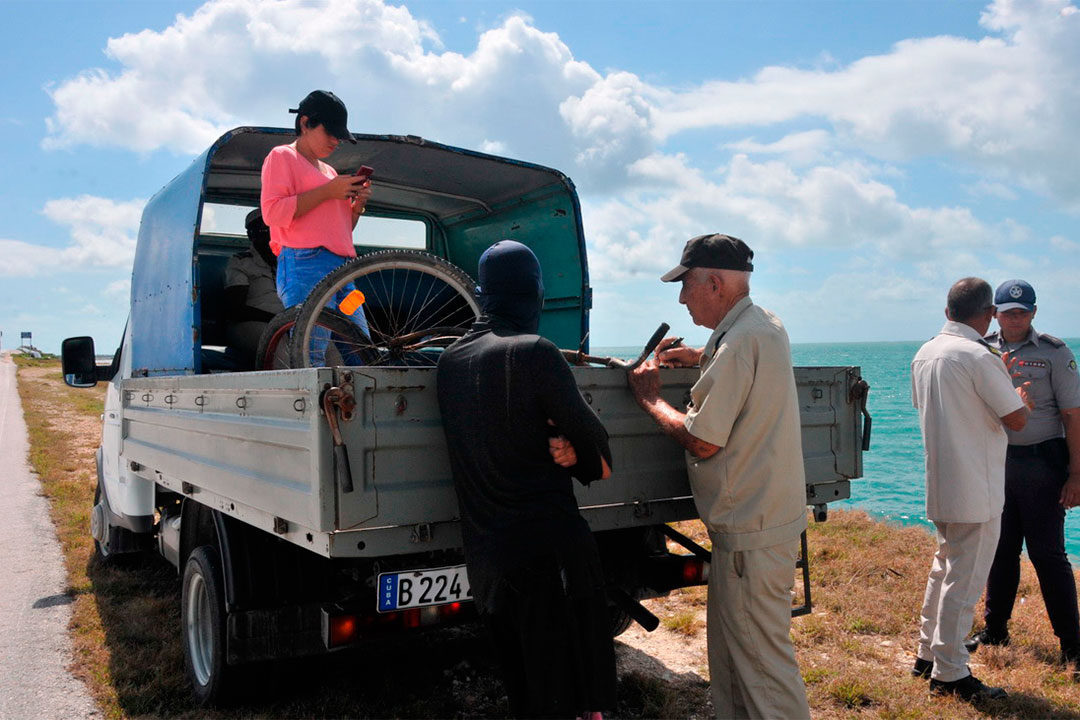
[800,509,1080,719]
[662,610,705,637]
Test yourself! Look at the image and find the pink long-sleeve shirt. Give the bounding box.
[260,143,357,258]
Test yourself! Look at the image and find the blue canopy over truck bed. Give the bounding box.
[131,128,591,376]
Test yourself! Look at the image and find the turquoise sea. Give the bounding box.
[594,338,1080,561]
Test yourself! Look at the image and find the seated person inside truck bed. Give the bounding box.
[224,209,285,368]
[260,89,371,356]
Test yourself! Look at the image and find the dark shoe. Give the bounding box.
[1061,645,1080,678]
[911,657,934,679]
[964,628,1009,652]
[930,674,1008,701]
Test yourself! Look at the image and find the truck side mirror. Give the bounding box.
[62,336,98,387]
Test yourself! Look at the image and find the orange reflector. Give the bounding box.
[329,615,358,647]
[338,289,366,315]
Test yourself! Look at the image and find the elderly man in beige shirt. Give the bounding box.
[629,233,810,720]
[910,277,1030,702]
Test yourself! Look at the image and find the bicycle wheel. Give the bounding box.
[256,306,374,370]
[289,250,480,368]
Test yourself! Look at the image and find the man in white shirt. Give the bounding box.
[910,276,1030,701]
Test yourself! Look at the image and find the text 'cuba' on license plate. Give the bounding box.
[378,564,473,612]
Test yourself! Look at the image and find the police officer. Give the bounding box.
[224,209,285,368]
[968,279,1080,671]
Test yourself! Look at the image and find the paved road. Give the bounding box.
[0,352,99,719]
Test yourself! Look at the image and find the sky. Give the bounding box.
[2,0,1079,353]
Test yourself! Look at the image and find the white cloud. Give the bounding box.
[965,179,1019,200]
[41,196,144,268]
[104,278,132,299]
[0,240,64,277]
[1051,234,1080,251]
[0,195,141,277]
[724,130,832,166]
[585,153,1017,285]
[645,0,1080,206]
[35,0,1080,343]
[42,0,1080,207]
[42,1,606,177]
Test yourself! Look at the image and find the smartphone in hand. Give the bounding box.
[353,165,374,182]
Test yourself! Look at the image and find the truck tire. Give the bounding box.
[290,250,480,368]
[91,482,115,562]
[610,606,634,637]
[182,546,233,706]
[91,481,146,564]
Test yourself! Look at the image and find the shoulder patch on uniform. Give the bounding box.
[983,344,1003,357]
[1039,333,1065,348]
[1070,359,1077,372]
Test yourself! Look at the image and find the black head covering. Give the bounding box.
[475,240,545,333]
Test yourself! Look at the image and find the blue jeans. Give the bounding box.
[276,246,370,365]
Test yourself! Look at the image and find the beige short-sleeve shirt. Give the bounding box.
[911,321,1025,523]
[684,297,808,551]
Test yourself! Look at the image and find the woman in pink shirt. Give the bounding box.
[260,90,371,345]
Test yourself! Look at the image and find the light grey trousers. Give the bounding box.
[917,516,1001,682]
[707,535,811,720]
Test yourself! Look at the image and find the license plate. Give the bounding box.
[377,564,472,612]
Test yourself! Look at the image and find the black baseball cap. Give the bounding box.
[661,233,754,282]
[289,90,356,144]
[245,208,269,235]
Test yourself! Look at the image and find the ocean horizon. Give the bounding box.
[594,337,1080,562]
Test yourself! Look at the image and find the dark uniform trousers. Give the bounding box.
[984,438,1080,648]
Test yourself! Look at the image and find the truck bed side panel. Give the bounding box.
[119,365,862,558]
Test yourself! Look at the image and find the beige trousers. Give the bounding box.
[917,517,1001,682]
[707,535,810,720]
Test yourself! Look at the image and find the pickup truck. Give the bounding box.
[61,127,869,706]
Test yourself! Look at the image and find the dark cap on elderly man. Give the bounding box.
[290,90,356,144]
[995,279,1036,312]
[660,234,754,282]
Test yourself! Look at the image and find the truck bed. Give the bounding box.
[119,365,864,558]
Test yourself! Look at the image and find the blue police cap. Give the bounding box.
[994,279,1036,312]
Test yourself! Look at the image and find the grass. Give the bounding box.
[14,354,1080,718]
[661,610,704,637]
[13,355,188,719]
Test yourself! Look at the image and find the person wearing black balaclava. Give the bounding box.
[437,240,616,719]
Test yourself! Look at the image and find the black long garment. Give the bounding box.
[437,316,616,716]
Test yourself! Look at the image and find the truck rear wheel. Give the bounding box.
[610,606,633,637]
[182,546,232,706]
